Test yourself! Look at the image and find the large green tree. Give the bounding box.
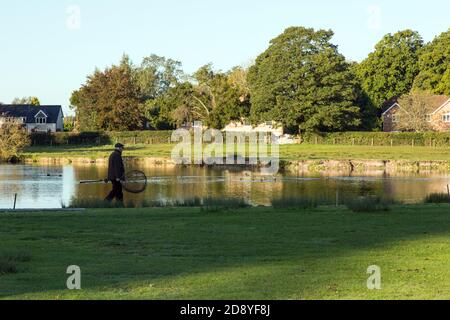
[413,29,450,95]
[248,27,361,133]
[357,30,423,110]
[192,64,250,129]
[136,54,184,101]
[70,61,143,131]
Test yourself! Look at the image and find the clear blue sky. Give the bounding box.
[0,0,448,115]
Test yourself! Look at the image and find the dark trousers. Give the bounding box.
[105,180,124,202]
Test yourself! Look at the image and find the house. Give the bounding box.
[0,105,64,133]
[222,120,299,144]
[223,120,284,137]
[382,95,450,132]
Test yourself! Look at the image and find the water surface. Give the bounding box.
[0,164,449,209]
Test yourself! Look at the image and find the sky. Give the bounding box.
[0,0,449,116]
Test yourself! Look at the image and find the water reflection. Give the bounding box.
[0,164,449,209]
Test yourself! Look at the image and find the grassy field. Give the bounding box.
[23,143,450,161]
[2,204,450,300]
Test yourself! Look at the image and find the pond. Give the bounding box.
[0,164,449,209]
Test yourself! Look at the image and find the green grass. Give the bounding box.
[2,204,450,300]
[23,143,450,162]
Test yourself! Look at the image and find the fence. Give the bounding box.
[30,131,174,146]
[300,132,450,147]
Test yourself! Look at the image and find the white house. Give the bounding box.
[0,105,64,133]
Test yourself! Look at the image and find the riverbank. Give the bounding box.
[20,143,450,173]
[2,204,450,299]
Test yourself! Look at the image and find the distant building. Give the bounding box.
[382,95,450,132]
[223,120,284,137]
[0,105,64,133]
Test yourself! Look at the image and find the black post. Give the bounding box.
[13,194,17,210]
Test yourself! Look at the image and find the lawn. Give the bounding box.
[1,204,450,300]
[23,143,450,162]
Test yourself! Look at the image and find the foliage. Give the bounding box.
[11,97,40,106]
[193,64,250,129]
[145,82,197,129]
[413,29,450,95]
[395,93,434,132]
[63,116,75,132]
[135,54,185,101]
[300,131,450,147]
[0,124,30,161]
[424,193,450,204]
[29,130,173,146]
[248,27,361,133]
[345,196,393,212]
[357,30,423,111]
[271,197,320,209]
[201,197,250,212]
[70,56,143,131]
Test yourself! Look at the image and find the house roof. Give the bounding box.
[382,95,450,115]
[0,105,63,123]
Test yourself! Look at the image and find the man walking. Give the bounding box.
[105,143,125,203]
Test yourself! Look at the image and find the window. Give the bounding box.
[392,115,399,123]
[426,115,432,122]
[443,114,450,123]
[36,117,46,124]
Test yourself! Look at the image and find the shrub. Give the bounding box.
[301,132,450,147]
[424,193,450,204]
[345,196,394,212]
[0,251,31,275]
[201,197,250,212]
[0,124,30,161]
[67,198,125,208]
[30,130,174,146]
[271,197,321,209]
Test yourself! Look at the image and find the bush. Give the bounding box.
[301,132,450,147]
[201,197,250,212]
[30,130,174,146]
[345,196,394,212]
[67,198,125,208]
[0,124,30,161]
[271,197,321,209]
[424,193,450,204]
[0,251,31,275]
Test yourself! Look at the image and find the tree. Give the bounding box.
[191,64,250,129]
[0,124,30,161]
[413,29,450,95]
[136,54,184,101]
[70,62,143,131]
[395,93,434,132]
[145,82,197,129]
[357,30,423,110]
[248,27,361,133]
[64,116,76,132]
[12,97,40,106]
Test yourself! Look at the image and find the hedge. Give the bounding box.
[301,132,450,147]
[30,131,174,146]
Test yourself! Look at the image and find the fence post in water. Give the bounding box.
[13,194,17,210]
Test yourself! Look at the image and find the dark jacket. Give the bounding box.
[108,150,125,181]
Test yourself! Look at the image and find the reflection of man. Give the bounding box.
[105,143,125,202]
